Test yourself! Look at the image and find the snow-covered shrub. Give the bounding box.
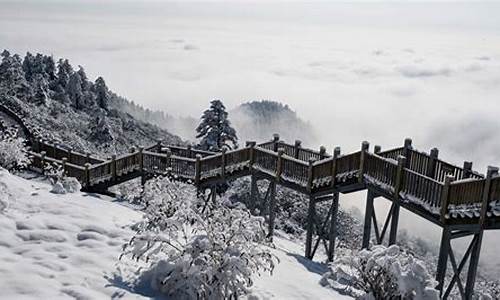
[121,178,277,299]
[321,245,439,300]
[45,163,81,194]
[0,128,30,171]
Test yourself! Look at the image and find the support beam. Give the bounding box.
[250,174,258,213]
[267,181,277,240]
[362,190,375,249]
[436,227,451,293]
[305,194,316,258]
[389,155,405,245]
[327,192,339,262]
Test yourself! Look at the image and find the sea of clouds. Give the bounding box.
[2,0,500,276]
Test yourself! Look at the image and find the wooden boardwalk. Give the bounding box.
[1,101,497,299]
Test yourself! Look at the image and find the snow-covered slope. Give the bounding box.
[0,169,142,299]
[0,169,351,299]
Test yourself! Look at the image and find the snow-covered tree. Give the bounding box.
[94,76,110,110]
[121,177,277,299]
[0,128,30,171]
[321,245,439,300]
[67,71,84,109]
[0,50,31,99]
[196,100,238,151]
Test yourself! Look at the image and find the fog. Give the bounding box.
[2,0,500,275]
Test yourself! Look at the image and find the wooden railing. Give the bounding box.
[336,151,361,177]
[363,152,398,191]
[281,155,309,186]
[161,145,214,158]
[402,168,443,210]
[378,147,404,161]
[254,147,279,176]
[448,178,484,207]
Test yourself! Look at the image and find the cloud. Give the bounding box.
[397,65,452,78]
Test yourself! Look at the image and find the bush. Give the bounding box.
[121,177,278,299]
[320,245,439,300]
[45,163,81,194]
[0,128,29,171]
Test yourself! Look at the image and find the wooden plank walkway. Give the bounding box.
[2,101,497,299]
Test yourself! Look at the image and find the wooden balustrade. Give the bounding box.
[224,148,251,173]
[448,178,485,207]
[335,151,361,178]
[143,151,170,173]
[312,158,333,186]
[254,147,279,176]
[402,168,444,209]
[280,155,309,186]
[378,147,404,160]
[170,156,196,179]
[115,152,140,177]
[363,152,398,191]
[88,161,113,184]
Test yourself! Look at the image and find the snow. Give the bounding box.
[0,169,352,299]
[0,168,143,299]
[246,234,352,300]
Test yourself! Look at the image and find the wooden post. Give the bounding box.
[61,157,68,176]
[84,163,90,188]
[362,190,375,249]
[138,147,144,171]
[247,141,256,166]
[267,180,277,240]
[440,175,454,223]
[157,140,162,152]
[294,140,302,159]
[221,148,226,178]
[111,154,117,181]
[479,166,498,226]
[331,147,341,188]
[305,194,316,258]
[307,158,315,192]
[427,148,439,178]
[374,145,381,154]
[40,151,46,174]
[86,152,91,164]
[272,133,280,152]
[463,161,473,179]
[358,141,369,183]
[67,148,73,164]
[389,155,405,245]
[276,149,284,181]
[195,154,202,186]
[328,192,339,262]
[187,144,192,158]
[319,146,326,158]
[403,138,412,168]
[250,175,258,213]
[464,167,497,298]
[165,148,172,168]
[435,227,451,293]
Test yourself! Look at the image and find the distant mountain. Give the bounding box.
[230,100,318,146]
[0,50,182,156]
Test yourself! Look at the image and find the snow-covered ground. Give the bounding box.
[0,169,351,299]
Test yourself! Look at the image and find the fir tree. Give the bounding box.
[94,76,110,111]
[196,99,238,151]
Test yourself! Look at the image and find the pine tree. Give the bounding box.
[196,99,238,151]
[67,71,83,109]
[94,76,109,110]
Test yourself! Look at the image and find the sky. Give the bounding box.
[2,0,500,275]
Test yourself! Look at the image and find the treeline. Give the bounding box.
[0,50,110,112]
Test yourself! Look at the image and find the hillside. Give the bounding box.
[0,50,182,156]
[0,168,351,299]
[230,101,318,147]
